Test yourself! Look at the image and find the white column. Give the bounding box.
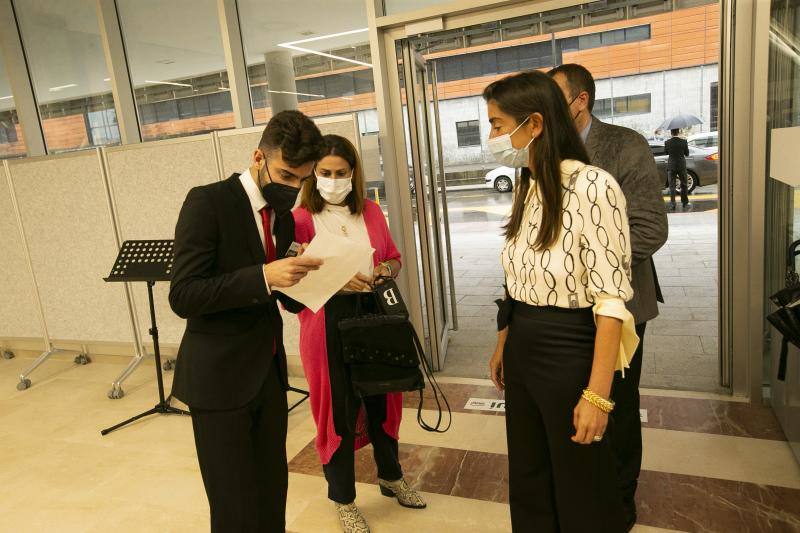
[264,50,298,113]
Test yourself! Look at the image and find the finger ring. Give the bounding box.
[593,435,603,442]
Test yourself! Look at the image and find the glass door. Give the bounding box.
[763,0,800,462]
[401,41,456,371]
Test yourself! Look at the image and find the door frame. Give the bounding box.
[365,0,757,399]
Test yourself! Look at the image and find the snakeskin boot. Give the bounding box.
[334,502,371,533]
[378,478,427,509]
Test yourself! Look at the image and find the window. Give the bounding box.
[239,0,379,123]
[0,45,24,158]
[86,109,120,146]
[456,120,481,147]
[595,94,652,117]
[650,144,666,156]
[117,0,233,141]
[710,82,719,131]
[14,0,116,152]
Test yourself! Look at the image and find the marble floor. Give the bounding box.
[0,354,798,532]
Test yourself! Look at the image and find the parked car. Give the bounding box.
[688,131,719,149]
[649,142,718,194]
[485,166,516,193]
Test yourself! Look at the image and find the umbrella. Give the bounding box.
[658,113,703,131]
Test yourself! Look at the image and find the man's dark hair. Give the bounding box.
[548,63,596,112]
[259,110,325,167]
[671,128,680,136]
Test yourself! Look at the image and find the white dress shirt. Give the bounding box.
[239,169,275,293]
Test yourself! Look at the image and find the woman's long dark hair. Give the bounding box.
[483,71,590,249]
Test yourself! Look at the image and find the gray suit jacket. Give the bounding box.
[585,116,668,324]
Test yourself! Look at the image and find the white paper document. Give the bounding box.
[278,232,374,313]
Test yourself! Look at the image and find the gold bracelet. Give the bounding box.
[379,261,393,278]
[582,388,615,413]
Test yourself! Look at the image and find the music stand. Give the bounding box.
[101,240,188,436]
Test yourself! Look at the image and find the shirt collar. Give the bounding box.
[239,168,267,212]
[580,116,593,144]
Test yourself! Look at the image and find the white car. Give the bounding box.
[485,166,516,193]
[687,131,718,149]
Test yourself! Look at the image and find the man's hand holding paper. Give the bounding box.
[278,232,374,313]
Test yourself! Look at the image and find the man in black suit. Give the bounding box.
[665,128,691,211]
[169,110,325,532]
[550,64,668,532]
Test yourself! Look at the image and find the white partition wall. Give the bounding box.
[7,151,134,345]
[105,136,220,348]
[217,126,262,178]
[0,163,43,342]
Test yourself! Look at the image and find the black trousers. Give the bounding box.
[189,357,288,533]
[610,322,647,523]
[668,168,689,207]
[504,303,626,533]
[323,394,403,504]
[323,293,403,504]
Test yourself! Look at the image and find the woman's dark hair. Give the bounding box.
[483,71,590,249]
[301,134,366,215]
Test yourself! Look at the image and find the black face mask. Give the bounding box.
[259,163,301,217]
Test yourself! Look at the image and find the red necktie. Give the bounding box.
[260,207,277,263]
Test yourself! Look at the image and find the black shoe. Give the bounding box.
[669,203,677,212]
[683,203,693,212]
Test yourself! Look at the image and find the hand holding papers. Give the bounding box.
[279,232,374,313]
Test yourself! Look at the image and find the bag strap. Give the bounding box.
[410,326,452,433]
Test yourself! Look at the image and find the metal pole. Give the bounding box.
[429,61,459,332]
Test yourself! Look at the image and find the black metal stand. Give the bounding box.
[99,239,309,435]
[287,386,309,413]
[101,281,188,436]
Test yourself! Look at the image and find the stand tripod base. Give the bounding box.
[288,386,310,413]
[101,400,189,436]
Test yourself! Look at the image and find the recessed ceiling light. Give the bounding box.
[145,80,193,88]
[103,78,110,82]
[299,30,315,36]
[155,59,175,65]
[49,83,78,92]
[0,95,13,100]
[278,28,373,68]
[218,87,230,91]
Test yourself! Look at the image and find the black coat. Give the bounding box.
[664,136,689,171]
[168,174,296,410]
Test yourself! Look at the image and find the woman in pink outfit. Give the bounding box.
[292,135,426,533]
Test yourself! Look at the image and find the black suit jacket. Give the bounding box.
[665,136,689,171]
[169,174,296,410]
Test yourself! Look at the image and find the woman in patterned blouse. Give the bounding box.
[485,71,638,533]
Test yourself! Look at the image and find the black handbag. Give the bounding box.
[338,278,451,433]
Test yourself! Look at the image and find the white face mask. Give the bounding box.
[316,173,353,204]
[488,117,534,168]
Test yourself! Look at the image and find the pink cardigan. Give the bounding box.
[292,199,403,464]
